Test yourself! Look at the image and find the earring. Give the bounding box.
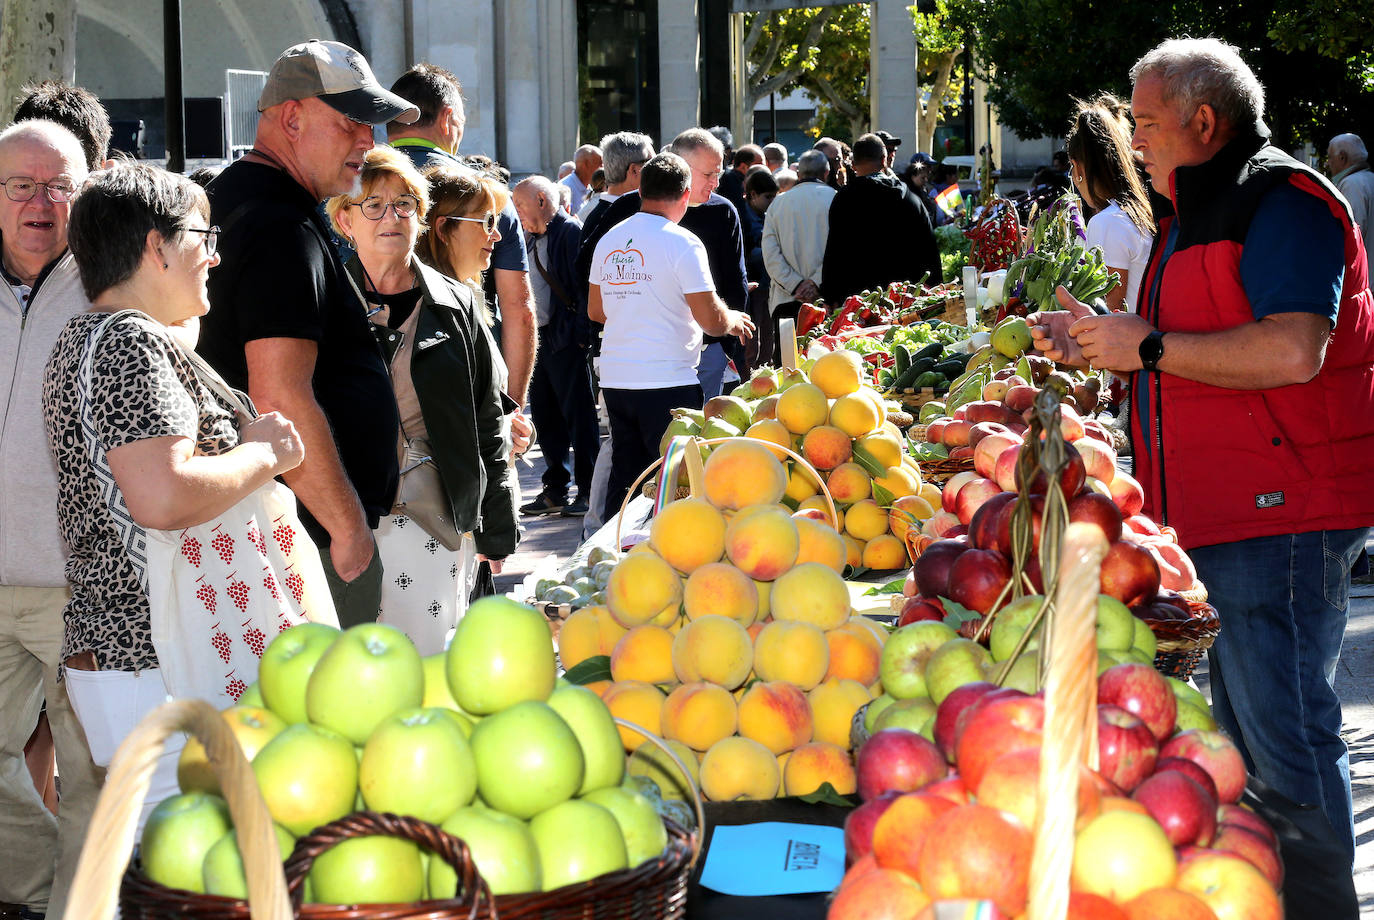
[163,262,168,269]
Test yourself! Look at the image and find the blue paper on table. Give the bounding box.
[698,822,845,896]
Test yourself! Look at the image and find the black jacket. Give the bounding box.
[529,210,587,351]
[352,259,519,558]
[821,171,943,303]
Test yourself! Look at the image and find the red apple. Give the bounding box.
[1099,539,1161,607]
[842,791,899,863]
[1004,385,1037,412]
[1098,663,1177,742]
[954,477,1003,525]
[952,687,1030,754]
[942,471,980,513]
[1159,730,1247,805]
[932,680,999,761]
[965,401,1007,425]
[1131,770,1218,847]
[942,419,972,448]
[1216,803,1278,848]
[1209,824,1284,890]
[1015,441,1087,499]
[1074,438,1117,484]
[914,539,969,599]
[1068,491,1123,543]
[898,595,946,626]
[1096,704,1159,792]
[994,443,1022,492]
[921,510,962,538]
[1067,891,1129,920]
[968,492,1017,551]
[926,419,949,443]
[855,729,948,801]
[1153,756,1220,803]
[1109,470,1146,516]
[1175,851,1282,920]
[922,774,971,806]
[974,431,1023,479]
[993,494,1044,556]
[954,693,1045,790]
[947,548,1013,614]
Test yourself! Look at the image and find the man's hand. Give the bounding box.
[1068,306,1156,373]
[509,411,533,456]
[793,279,820,303]
[330,524,375,583]
[723,310,756,344]
[1028,286,1095,366]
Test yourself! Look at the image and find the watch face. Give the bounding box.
[1140,332,1164,367]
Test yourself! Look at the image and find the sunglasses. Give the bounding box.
[441,211,499,234]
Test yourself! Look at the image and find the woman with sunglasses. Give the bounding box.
[327,147,516,654]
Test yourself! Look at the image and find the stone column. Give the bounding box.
[657,0,701,143]
[869,0,917,144]
[410,0,497,160]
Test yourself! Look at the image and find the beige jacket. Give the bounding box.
[761,179,836,312]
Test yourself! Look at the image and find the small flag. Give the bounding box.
[935,181,964,216]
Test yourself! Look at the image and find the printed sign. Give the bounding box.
[698,822,845,896]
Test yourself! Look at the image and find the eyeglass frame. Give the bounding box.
[182,226,220,256]
[351,195,421,221]
[439,211,499,234]
[0,176,77,204]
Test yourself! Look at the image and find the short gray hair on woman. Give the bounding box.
[1129,37,1265,130]
[599,132,655,185]
[796,149,830,181]
[669,127,724,160]
[67,161,208,300]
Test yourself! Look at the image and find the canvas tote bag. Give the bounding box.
[77,310,337,708]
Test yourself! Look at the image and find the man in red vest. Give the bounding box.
[1030,37,1373,914]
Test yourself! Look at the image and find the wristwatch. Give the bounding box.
[1138,330,1166,371]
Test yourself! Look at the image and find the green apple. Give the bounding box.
[923,637,993,704]
[429,805,541,897]
[989,595,1044,662]
[1173,700,1218,732]
[872,697,938,734]
[446,596,556,715]
[878,621,958,700]
[1131,616,1159,661]
[178,705,286,796]
[1166,676,1210,712]
[471,700,584,819]
[306,623,424,744]
[999,653,1041,694]
[626,738,699,802]
[529,799,628,890]
[547,685,625,795]
[1095,595,1137,652]
[863,693,899,734]
[140,792,232,893]
[359,707,477,823]
[238,682,265,708]
[421,653,469,712]
[252,723,358,837]
[202,823,298,899]
[258,623,340,723]
[583,785,668,867]
[306,836,424,904]
[436,708,475,738]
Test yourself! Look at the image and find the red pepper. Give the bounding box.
[828,301,862,336]
[796,301,826,337]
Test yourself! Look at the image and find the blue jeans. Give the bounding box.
[1191,527,1367,863]
[696,342,729,401]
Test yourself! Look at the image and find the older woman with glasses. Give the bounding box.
[327,147,516,654]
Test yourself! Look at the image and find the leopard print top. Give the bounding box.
[42,311,240,671]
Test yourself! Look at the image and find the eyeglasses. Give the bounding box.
[441,211,499,234]
[352,195,420,220]
[183,226,220,256]
[1,176,76,203]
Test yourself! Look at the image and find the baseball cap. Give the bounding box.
[258,40,420,125]
[876,130,903,149]
[909,152,937,167]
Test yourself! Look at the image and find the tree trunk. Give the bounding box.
[918,49,958,154]
[746,9,834,111]
[0,0,77,124]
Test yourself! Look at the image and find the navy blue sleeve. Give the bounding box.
[491,200,529,272]
[1240,181,1344,324]
[715,199,749,312]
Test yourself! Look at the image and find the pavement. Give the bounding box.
[506,443,1374,915]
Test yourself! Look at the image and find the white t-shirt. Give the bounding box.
[592,211,716,389]
[1086,201,1153,312]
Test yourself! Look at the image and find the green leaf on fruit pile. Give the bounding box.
[864,576,909,596]
[939,597,982,628]
[845,564,871,580]
[850,442,887,478]
[797,782,855,808]
[871,481,896,507]
[563,655,612,685]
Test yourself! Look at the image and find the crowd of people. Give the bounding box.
[0,30,1371,920]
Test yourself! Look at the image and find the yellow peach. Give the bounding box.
[844,499,890,542]
[682,562,758,625]
[855,429,903,469]
[829,392,881,438]
[862,534,909,570]
[606,551,683,628]
[737,681,814,754]
[744,419,793,461]
[609,625,677,685]
[601,680,667,751]
[887,495,935,543]
[557,605,628,670]
[662,682,738,752]
[699,736,781,801]
[783,741,858,796]
[826,462,872,505]
[801,425,853,471]
[770,562,852,630]
[823,627,882,686]
[752,619,830,690]
[809,350,864,398]
[649,497,727,574]
[671,615,753,688]
[775,382,830,434]
[809,678,873,750]
[701,438,788,510]
[724,504,800,581]
[793,517,847,574]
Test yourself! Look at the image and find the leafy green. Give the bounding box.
[563,655,611,684]
[798,782,856,808]
[864,576,910,596]
[939,597,982,630]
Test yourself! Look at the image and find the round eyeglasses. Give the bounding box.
[441,211,499,234]
[352,195,419,220]
[183,226,220,256]
[1,176,76,203]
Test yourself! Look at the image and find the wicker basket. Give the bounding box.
[66,701,703,920]
[915,454,976,482]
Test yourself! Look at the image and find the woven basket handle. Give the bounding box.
[62,698,292,920]
[1027,522,1110,920]
[281,811,495,918]
[615,436,838,546]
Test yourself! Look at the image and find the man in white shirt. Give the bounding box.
[560,144,602,214]
[588,152,754,520]
[762,149,835,361]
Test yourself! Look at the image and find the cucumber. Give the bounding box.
[934,358,969,379]
[890,363,922,391]
[910,356,937,377]
[913,370,943,389]
[911,342,944,363]
[894,344,912,376]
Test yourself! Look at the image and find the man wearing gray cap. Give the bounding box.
[199,40,418,626]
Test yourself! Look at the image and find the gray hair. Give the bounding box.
[573,144,601,166]
[0,119,89,178]
[557,161,574,179]
[763,142,788,168]
[514,175,561,219]
[796,149,830,181]
[775,169,798,192]
[1129,37,1265,130]
[67,161,208,300]
[669,127,724,160]
[1330,133,1368,164]
[599,132,655,185]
